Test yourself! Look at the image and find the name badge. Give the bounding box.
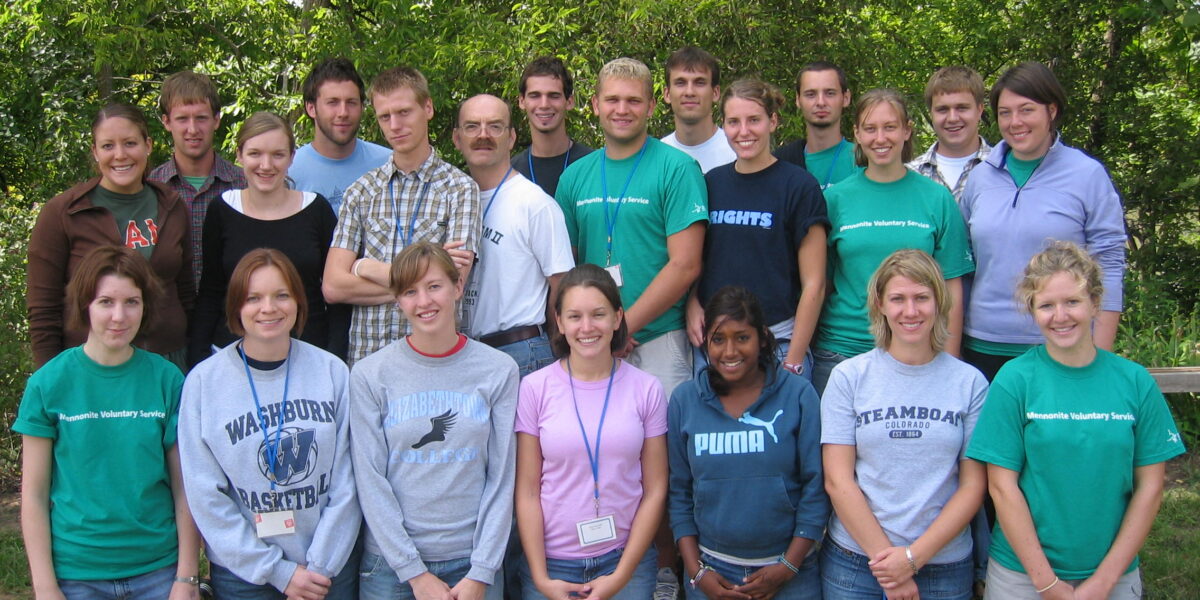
[255,510,296,538]
[576,514,617,547]
[604,264,624,288]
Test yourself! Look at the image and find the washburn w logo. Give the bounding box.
[259,427,318,485]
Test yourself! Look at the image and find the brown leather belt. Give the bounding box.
[480,325,543,348]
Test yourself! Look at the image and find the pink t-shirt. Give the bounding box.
[516,359,667,559]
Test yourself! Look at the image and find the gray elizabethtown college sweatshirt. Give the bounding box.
[350,337,519,584]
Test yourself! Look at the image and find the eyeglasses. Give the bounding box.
[459,122,510,137]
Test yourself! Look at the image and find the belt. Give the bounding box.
[480,325,542,348]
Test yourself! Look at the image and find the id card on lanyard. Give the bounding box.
[241,343,297,538]
[567,358,620,547]
[600,142,648,288]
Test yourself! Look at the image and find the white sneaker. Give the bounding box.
[654,567,679,600]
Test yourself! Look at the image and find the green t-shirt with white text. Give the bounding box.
[966,346,1185,579]
[815,170,974,356]
[556,137,708,343]
[13,347,184,580]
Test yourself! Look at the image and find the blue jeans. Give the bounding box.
[820,538,971,600]
[497,332,556,378]
[685,551,820,600]
[360,553,504,600]
[520,546,657,600]
[58,563,175,600]
[210,540,360,600]
[810,348,851,396]
[694,340,814,382]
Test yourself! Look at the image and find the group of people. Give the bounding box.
[15,45,1185,600]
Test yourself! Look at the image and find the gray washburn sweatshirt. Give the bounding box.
[350,336,519,584]
[179,339,361,592]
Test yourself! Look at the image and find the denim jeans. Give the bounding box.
[58,563,176,600]
[821,537,972,600]
[496,332,556,378]
[210,541,360,600]
[520,546,657,600]
[360,553,504,600]
[810,348,851,396]
[693,340,814,382]
[685,551,820,600]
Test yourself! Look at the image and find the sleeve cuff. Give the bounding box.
[268,560,299,594]
[670,519,699,541]
[466,563,498,585]
[391,559,429,583]
[792,521,825,541]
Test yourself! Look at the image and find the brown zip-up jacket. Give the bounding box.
[27,177,195,369]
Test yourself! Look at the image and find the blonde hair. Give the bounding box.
[236,111,294,154]
[597,57,653,99]
[867,249,951,352]
[853,88,914,167]
[1016,241,1104,314]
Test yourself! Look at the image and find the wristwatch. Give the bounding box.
[175,576,201,585]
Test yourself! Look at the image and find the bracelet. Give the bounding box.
[174,576,200,585]
[904,546,919,575]
[778,555,800,575]
[688,562,714,589]
[1036,576,1060,594]
[352,258,366,278]
[783,361,805,375]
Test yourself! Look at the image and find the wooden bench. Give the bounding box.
[1149,367,1200,394]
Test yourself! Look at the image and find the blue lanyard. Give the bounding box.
[527,142,572,186]
[567,358,618,517]
[240,342,292,492]
[807,138,844,188]
[482,166,514,222]
[388,176,433,249]
[599,142,649,265]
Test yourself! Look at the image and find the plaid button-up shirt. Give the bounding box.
[906,137,993,202]
[331,149,480,365]
[148,155,246,286]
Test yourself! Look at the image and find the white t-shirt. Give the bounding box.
[934,152,973,191]
[662,128,736,173]
[463,173,575,338]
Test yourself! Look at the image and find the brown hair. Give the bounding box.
[519,56,575,99]
[369,66,431,105]
[66,245,163,334]
[665,46,721,87]
[990,61,1068,130]
[236,111,295,154]
[551,264,629,357]
[924,65,986,107]
[1016,240,1104,314]
[389,241,460,296]
[158,71,221,117]
[225,248,308,337]
[866,249,951,353]
[92,103,152,141]
[853,88,915,167]
[720,77,786,119]
[794,61,848,94]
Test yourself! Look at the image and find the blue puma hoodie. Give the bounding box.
[667,366,829,558]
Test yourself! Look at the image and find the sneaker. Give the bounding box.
[654,567,680,600]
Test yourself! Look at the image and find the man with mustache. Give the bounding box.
[290,57,392,215]
[511,57,594,197]
[454,94,574,377]
[774,61,858,190]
